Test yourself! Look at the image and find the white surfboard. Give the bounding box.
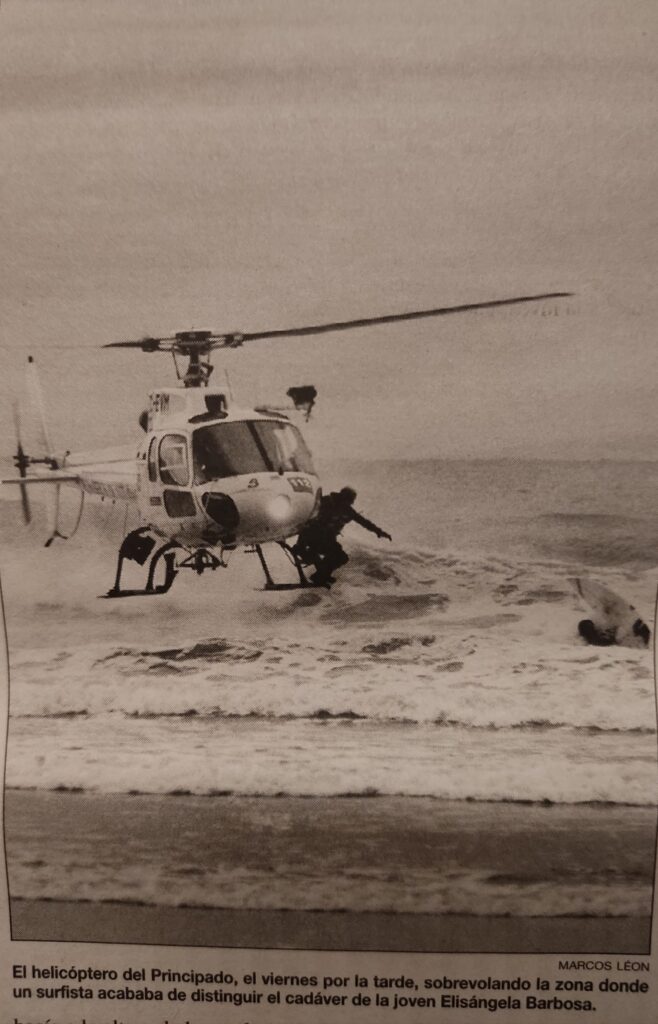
[572,578,650,648]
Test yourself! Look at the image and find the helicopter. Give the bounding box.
[4,291,570,597]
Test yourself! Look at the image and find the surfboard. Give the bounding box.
[572,578,650,648]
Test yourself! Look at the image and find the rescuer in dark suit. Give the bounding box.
[293,486,392,587]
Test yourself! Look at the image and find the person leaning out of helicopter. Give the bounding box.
[293,486,392,587]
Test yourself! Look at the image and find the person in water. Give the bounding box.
[293,486,392,587]
[578,617,650,647]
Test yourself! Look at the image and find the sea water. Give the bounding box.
[2,458,657,915]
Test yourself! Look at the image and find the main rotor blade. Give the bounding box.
[104,336,172,350]
[103,291,572,351]
[241,292,572,342]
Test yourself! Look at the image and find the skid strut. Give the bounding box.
[104,528,226,598]
[105,528,179,598]
[254,542,312,591]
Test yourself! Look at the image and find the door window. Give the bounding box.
[159,434,189,486]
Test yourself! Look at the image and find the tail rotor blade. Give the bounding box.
[12,401,32,524]
[17,475,31,524]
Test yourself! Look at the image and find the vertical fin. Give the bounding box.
[26,355,55,462]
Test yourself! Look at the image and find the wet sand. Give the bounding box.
[9,898,652,953]
[5,790,656,953]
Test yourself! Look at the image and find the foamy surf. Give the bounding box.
[6,537,656,805]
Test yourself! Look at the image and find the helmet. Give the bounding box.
[339,486,357,504]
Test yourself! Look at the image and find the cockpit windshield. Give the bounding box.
[193,420,315,483]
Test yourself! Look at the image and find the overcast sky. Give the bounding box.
[2,0,657,460]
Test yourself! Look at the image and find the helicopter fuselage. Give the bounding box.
[66,386,321,553]
[8,293,573,590]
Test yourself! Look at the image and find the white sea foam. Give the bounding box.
[7,717,657,805]
[7,860,651,918]
[3,464,657,807]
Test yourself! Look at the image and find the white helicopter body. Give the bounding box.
[56,389,319,547]
[5,293,571,595]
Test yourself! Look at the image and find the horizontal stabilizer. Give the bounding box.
[2,473,80,486]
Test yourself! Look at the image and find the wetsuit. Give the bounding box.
[294,492,390,585]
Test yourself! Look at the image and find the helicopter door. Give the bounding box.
[141,435,166,520]
[156,433,196,518]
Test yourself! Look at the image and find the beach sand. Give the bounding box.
[10,899,652,954]
[5,790,655,953]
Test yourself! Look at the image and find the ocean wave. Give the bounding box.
[530,513,658,569]
[5,784,655,809]
[6,790,654,917]
[4,531,656,808]
[13,707,657,735]
[6,887,652,918]
[9,609,654,734]
[2,527,654,646]
[7,877,652,919]
[7,715,657,805]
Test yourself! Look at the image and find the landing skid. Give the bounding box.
[103,530,319,597]
[254,542,316,591]
[104,527,223,598]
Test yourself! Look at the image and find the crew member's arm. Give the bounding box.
[350,509,392,541]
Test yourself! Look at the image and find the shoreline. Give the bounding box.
[9,898,652,953]
[6,784,658,807]
[7,787,658,808]
[5,790,656,953]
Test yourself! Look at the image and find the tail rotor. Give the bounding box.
[10,357,59,528]
[11,400,32,524]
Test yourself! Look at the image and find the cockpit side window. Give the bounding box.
[252,421,314,474]
[159,433,189,486]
